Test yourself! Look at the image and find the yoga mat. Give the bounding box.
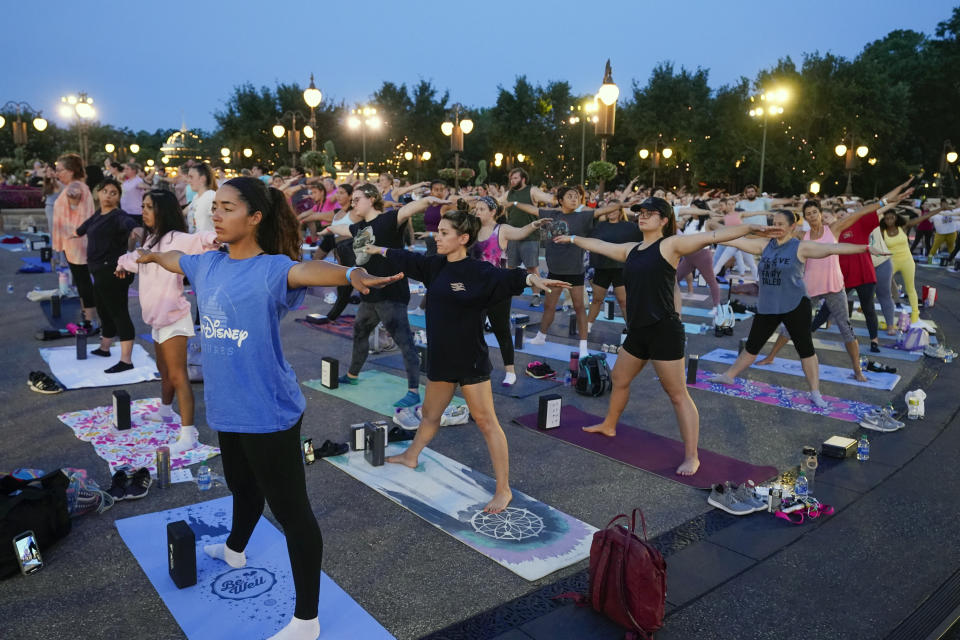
[325,443,596,581]
[680,292,709,302]
[513,406,778,489]
[39,343,160,389]
[0,236,26,251]
[19,256,52,272]
[688,369,879,422]
[39,296,82,330]
[485,333,618,367]
[294,315,355,340]
[116,497,394,640]
[593,312,708,336]
[818,322,938,345]
[407,312,426,328]
[512,298,565,313]
[303,369,464,416]
[700,348,901,391]
[57,397,220,473]
[683,305,752,321]
[372,353,563,399]
[765,334,921,362]
[139,333,154,344]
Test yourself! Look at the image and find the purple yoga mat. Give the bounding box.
[294,315,355,340]
[513,406,778,489]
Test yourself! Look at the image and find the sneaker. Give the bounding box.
[393,391,421,408]
[338,374,359,385]
[409,307,425,316]
[530,294,542,308]
[707,482,754,516]
[859,408,900,432]
[29,372,62,394]
[440,404,470,426]
[731,481,766,513]
[393,407,421,430]
[525,361,555,379]
[107,470,130,501]
[528,332,547,345]
[27,371,45,387]
[123,468,152,500]
[924,344,950,359]
[323,292,337,304]
[72,487,114,516]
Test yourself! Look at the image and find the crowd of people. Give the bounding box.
[27,148,958,640]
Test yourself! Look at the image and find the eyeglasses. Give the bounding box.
[636,210,660,219]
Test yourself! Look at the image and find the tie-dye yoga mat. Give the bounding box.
[326,444,596,581]
[700,348,901,390]
[294,315,355,340]
[116,497,394,640]
[687,370,878,422]
[57,397,220,473]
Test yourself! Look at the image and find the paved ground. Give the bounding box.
[0,242,957,640]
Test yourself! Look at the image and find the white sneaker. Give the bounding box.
[409,307,425,316]
[529,332,547,345]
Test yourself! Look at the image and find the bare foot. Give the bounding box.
[583,423,617,437]
[386,451,419,469]
[886,327,897,336]
[484,490,513,513]
[853,370,868,382]
[676,457,700,476]
[707,373,735,385]
[755,356,775,366]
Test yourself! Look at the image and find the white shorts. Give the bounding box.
[152,313,195,344]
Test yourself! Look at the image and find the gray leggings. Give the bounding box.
[781,290,856,343]
[874,259,896,327]
[348,300,420,388]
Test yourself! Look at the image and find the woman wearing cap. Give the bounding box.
[707,210,885,408]
[470,195,548,385]
[553,196,782,476]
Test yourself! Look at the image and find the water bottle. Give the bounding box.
[197,465,212,491]
[801,446,818,494]
[58,270,70,296]
[857,435,870,461]
[563,371,572,387]
[794,471,809,499]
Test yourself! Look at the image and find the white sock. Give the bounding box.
[810,391,829,409]
[587,322,594,333]
[158,402,174,418]
[267,616,320,640]
[530,331,547,344]
[168,425,199,454]
[579,339,589,358]
[204,543,246,568]
[502,372,517,385]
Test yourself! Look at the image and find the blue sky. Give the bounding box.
[5,1,956,132]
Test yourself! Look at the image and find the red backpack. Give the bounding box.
[588,509,666,638]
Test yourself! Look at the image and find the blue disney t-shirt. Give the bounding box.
[179,251,306,433]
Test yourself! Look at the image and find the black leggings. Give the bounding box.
[326,240,356,322]
[67,262,95,308]
[811,283,878,340]
[486,296,514,367]
[91,265,134,340]
[910,228,934,254]
[218,415,323,620]
[745,297,816,358]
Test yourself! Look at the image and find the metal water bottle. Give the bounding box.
[156,446,171,488]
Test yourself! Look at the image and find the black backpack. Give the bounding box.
[576,354,611,396]
[0,470,71,579]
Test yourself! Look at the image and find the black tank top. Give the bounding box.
[624,238,678,328]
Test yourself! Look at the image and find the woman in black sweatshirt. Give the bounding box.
[363,201,569,513]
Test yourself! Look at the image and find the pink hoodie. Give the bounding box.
[117,231,218,328]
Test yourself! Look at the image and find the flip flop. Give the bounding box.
[315,440,348,458]
[867,361,897,374]
[388,426,416,442]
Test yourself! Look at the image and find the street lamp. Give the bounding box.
[593,60,619,196]
[243,148,253,158]
[60,92,96,164]
[0,101,48,149]
[347,106,381,180]
[303,73,323,152]
[809,181,821,195]
[834,135,869,196]
[637,138,673,189]
[441,104,473,188]
[274,111,308,167]
[402,146,431,182]
[748,87,789,193]
[569,100,599,185]
[938,140,958,197]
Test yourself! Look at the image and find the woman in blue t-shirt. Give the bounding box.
[137,177,400,640]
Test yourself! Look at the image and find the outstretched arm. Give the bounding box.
[287,260,403,293]
[552,235,638,264]
[666,224,783,260]
[397,196,448,224]
[903,207,940,230]
[798,241,876,260]
[718,237,771,256]
[499,218,547,242]
[506,201,541,217]
[592,201,624,218]
[135,249,185,274]
[530,186,557,206]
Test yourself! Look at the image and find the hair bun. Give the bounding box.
[456,198,470,213]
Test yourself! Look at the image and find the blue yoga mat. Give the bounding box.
[700,348,901,391]
[20,256,52,272]
[593,313,707,336]
[116,497,394,640]
[817,322,938,345]
[407,312,426,328]
[484,333,618,367]
[766,334,921,362]
[683,305,752,321]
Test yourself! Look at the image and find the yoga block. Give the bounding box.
[321,357,338,389]
[76,333,88,360]
[350,424,366,451]
[568,312,578,336]
[510,313,530,326]
[364,422,387,466]
[822,435,857,459]
[606,299,614,320]
[305,313,329,325]
[537,394,562,430]
[166,520,197,589]
[113,390,131,430]
[50,295,61,318]
[514,325,524,350]
[30,238,49,251]
[40,247,52,262]
[416,344,428,373]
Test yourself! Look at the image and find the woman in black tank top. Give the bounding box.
[553,197,782,476]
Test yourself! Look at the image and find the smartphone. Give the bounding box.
[13,530,43,575]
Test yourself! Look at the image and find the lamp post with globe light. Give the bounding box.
[748,88,788,193]
[347,106,381,181]
[938,140,958,198]
[594,60,619,196]
[403,148,431,182]
[272,111,309,168]
[303,74,323,152]
[59,92,95,164]
[569,99,599,185]
[0,101,48,154]
[834,137,869,196]
[637,137,673,190]
[441,104,473,189]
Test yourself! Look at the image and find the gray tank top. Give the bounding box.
[757,238,807,314]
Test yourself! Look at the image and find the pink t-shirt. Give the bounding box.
[117,231,218,328]
[803,225,845,296]
[723,211,742,226]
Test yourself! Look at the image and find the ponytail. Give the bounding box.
[442,199,482,248]
[224,177,301,261]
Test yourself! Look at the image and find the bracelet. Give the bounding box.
[345,266,359,282]
[879,198,887,207]
[381,247,387,256]
[525,273,535,286]
[569,235,577,244]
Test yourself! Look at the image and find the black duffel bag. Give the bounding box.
[0,470,71,579]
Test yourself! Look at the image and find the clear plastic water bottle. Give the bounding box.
[794,471,809,499]
[58,270,70,296]
[857,435,870,461]
[563,371,572,387]
[197,465,212,491]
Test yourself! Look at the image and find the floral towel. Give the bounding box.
[57,397,220,474]
[688,370,879,423]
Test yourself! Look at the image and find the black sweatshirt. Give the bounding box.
[384,249,527,381]
[75,208,139,271]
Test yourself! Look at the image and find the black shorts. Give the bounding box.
[547,272,585,287]
[621,317,686,361]
[591,267,624,289]
[427,373,490,387]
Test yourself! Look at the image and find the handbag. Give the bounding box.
[0,470,71,579]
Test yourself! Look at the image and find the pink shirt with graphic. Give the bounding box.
[803,225,845,296]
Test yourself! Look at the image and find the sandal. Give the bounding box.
[867,361,897,374]
[314,440,348,458]
[388,426,416,442]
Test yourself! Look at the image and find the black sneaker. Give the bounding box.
[29,372,62,394]
[107,470,130,501]
[525,361,556,379]
[123,468,152,500]
[27,371,44,387]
